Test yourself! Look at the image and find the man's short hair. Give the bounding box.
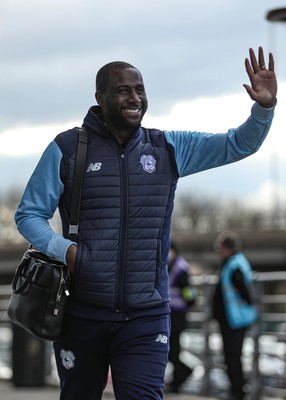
[214,231,242,252]
[96,61,137,93]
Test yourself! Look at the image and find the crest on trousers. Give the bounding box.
[140,154,156,173]
[60,349,76,370]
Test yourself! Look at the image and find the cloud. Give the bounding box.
[0,121,80,156]
[1,84,285,212]
[1,0,285,131]
[2,81,285,158]
[245,180,286,211]
[1,0,285,211]
[145,81,286,161]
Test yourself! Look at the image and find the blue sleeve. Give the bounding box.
[14,141,76,264]
[164,102,275,177]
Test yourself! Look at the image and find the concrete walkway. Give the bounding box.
[0,378,218,400]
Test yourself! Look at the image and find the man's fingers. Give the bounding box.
[245,58,254,78]
[243,84,255,100]
[268,52,275,71]
[258,47,266,70]
[249,48,260,73]
[246,47,275,76]
[248,47,272,72]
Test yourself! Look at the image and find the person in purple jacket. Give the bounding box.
[167,241,196,393]
[15,47,277,400]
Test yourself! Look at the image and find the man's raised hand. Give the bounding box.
[243,47,277,108]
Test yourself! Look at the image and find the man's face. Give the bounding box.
[218,244,233,259]
[96,67,148,134]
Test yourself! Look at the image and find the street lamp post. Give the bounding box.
[266,7,286,22]
[265,8,285,229]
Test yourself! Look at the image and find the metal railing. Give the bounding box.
[0,285,11,325]
[187,271,286,399]
[1,272,286,398]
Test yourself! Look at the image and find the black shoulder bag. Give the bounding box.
[7,127,88,341]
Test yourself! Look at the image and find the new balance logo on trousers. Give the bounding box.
[155,334,168,344]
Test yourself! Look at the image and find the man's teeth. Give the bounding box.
[126,108,140,113]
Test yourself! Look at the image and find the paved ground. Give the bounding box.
[0,378,218,400]
[1,377,282,400]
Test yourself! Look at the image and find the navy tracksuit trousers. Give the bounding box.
[53,313,170,399]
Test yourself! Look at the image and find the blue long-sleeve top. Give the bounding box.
[15,102,275,265]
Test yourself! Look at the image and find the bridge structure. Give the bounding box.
[171,230,286,274]
[0,230,285,282]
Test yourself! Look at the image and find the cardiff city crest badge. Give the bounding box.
[140,154,157,173]
[60,349,76,370]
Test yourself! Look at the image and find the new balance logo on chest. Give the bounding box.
[86,162,102,172]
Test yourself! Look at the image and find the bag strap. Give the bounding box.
[68,127,88,237]
[12,253,37,293]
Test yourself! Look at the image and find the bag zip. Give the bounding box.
[53,268,71,316]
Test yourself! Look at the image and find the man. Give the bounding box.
[212,232,257,400]
[15,47,277,400]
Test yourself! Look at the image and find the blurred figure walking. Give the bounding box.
[212,232,257,400]
[167,241,196,393]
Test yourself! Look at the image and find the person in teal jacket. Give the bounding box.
[212,232,257,400]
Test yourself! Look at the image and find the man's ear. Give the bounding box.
[95,91,104,107]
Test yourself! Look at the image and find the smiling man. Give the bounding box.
[95,62,148,143]
[15,48,277,400]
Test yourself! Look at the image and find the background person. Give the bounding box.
[212,231,257,400]
[167,241,196,393]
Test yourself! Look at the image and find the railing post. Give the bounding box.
[249,276,263,400]
[200,275,213,395]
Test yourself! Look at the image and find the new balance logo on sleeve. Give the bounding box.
[155,334,168,344]
[86,162,102,172]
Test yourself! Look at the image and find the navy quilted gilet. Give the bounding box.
[55,106,178,312]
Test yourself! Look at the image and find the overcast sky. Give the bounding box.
[1,0,286,210]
